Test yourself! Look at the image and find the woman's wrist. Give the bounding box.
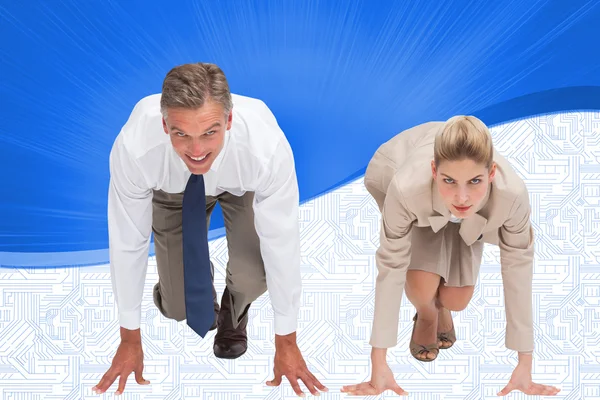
[518,351,533,366]
[371,347,388,366]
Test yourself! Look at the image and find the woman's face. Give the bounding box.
[431,158,496,218]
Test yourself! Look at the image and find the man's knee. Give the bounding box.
[166,307,187,322]
[227,267,267,300]
[153,282,187,321]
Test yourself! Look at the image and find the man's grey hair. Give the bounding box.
[160,62,233,120]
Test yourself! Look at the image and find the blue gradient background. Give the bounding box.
[1,2,599,399]
[1,0,599,266]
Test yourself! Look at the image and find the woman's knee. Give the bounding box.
[437,285,474,311]
[405,270,441,307]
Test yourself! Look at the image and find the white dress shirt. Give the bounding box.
[107,93,301,336]
[449,214,462,223]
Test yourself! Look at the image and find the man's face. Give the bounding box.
[162,102,232,175]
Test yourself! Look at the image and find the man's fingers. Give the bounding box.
[286,374,305,397]
[298,373,319,396]
[266,369,283,387]
[116,371,131,395]
[307,370,328,392]
[134,366,150,385]
[93,370,119,394]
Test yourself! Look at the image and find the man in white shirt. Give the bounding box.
[92,62,327,397]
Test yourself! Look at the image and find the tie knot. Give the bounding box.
[189,174,203,183]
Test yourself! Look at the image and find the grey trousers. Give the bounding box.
[151,189,268,327]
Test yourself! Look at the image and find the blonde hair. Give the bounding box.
[434,115,494,169]
[160,62,233,119]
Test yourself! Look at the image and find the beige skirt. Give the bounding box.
[407,222,484,287]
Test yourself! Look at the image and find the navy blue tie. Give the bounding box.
[182,173,215,337]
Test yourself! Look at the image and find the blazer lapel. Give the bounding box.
[459,214,487,246]
[428,215,448,233]
[428,180,451,233]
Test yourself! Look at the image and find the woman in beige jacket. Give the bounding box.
[342,116,560,397]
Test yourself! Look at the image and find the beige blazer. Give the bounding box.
[364,121,534,353]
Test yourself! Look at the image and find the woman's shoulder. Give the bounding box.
[386,163,434,219]
[491,149,529,202]
[376,121,442,162]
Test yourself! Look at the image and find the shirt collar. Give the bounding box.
[209,129,230,172]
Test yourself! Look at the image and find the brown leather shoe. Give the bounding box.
[214,287,248,359]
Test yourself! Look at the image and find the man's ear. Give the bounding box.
[162,117,169,134]
[226,109,233,130]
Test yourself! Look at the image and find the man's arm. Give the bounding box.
[107,135,154,331]
[94,114,155,396]
[498,186,535,353]
[251,137,301,336]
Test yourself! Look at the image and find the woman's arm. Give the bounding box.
[497,185,560,396]
[498,185,535,354]
[370,174,416,349]
[342,174,416,396]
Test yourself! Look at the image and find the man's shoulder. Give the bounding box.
[229,94,289,161]
[230,93,281,133]
[231,93,269,109]
[126,93,162,126]
[117,93,169,159]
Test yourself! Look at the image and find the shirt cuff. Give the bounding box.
[274,314,298,336]
[119,308,142,330]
